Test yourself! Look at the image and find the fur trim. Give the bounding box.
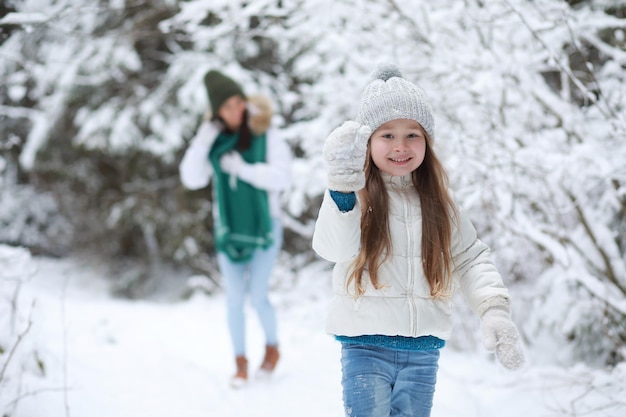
[477,296,511,317]
[247,95,273,135]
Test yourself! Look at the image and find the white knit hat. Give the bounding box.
[356,64,434,139]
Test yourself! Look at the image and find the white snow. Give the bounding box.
[2,0,626,415]
[2,248,625,417]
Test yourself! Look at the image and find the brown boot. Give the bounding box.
[259,344,280,374]
[231,355,248,388]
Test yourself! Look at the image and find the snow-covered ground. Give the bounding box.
[3,253,626,417]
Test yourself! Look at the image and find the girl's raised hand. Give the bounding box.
[322,121,372,192]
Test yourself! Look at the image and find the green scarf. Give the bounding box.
[208,131,273,263]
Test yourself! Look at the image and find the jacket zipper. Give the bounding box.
[403,190,418,336]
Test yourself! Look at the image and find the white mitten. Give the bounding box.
[481,308,525,370]
[220,151,245,176]
[193,120,221,147]
[180,120,222,190]
[322,121,372,192]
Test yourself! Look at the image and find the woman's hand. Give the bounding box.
[220,151,244,176]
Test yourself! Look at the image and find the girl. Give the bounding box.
[312,64,524,417]
[180,70,292,388]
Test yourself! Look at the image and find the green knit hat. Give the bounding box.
[203,70,246,116]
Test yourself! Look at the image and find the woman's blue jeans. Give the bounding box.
[341,344,440,417]
[217,220,282,356]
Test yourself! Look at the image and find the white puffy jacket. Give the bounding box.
[312,173,510,340]
[179,98,292,219]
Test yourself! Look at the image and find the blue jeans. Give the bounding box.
[341,344,440,417]
[217,220,282,356]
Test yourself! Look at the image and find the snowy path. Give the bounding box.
[6,256,626,417]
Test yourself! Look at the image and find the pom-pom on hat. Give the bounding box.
[203,70,246,116]
[356,64,434,139]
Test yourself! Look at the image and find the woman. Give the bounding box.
[179,70,292,388]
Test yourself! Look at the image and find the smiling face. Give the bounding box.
[218,95,247,131]
[369,119,427,176]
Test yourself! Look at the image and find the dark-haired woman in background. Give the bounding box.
[180,70,291,388]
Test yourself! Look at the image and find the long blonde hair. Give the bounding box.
[346,131,457,299]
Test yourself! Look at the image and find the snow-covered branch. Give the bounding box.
[0,12,49,26]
